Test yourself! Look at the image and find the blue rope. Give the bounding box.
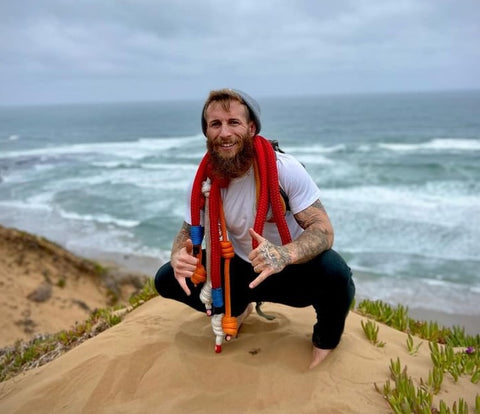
[212,288,224,308]
[190,225,204,245]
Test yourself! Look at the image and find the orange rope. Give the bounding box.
[219,197,238,336]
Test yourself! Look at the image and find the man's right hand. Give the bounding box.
[171,239,198,296]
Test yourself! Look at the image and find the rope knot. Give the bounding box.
[201,178,211,198]
[222,315,238,337]
[191,263,206,285]
[220,240,234,259]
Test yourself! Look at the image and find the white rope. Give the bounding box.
[199,282,212,314]
[200,178,213,315]
[211,313,224,353]
[201,178,224,352]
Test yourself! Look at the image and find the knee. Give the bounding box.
[154,262,174,297]
[316,250,355,297]
[318,250,351,279]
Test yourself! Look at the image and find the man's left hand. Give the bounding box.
[248,228,290,288]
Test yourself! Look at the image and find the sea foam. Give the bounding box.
[378,138,480,152]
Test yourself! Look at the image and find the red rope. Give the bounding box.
[208,180,222,290]
[190,154,210,285]
[252,137,269,248]
[191,153,210,226]
[261,137,292,245]
[190,135,292,315]
[252,136,292,247]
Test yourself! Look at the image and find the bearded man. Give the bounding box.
[154,88,355,369]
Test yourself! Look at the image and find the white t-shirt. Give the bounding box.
[185,152,321,262]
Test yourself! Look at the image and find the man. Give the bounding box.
[155,88,355,369]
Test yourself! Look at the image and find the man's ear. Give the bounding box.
[249,120,257,136]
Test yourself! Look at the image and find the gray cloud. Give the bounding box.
[1,0,479,104]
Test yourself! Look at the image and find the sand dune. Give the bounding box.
[0,225,477,413]
[0,225,146,347]
[1,298,478,413]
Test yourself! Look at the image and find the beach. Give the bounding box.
[0,225,478,413]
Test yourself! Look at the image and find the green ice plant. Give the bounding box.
[420,365,443,395]
[361,319,385,347]
[129,277,158,308]
[375,358,433,414]
[376,358,480,414]
[356,299,480,347]
[357,300,409,331]
[429,342,480,384]
[406,333,423,355]
[359,299,480,412]
[438,398,469,414]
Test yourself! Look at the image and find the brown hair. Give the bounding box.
[201,89,252,134]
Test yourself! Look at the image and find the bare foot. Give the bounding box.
[225,303,254,341]
[237,303,254,326]
[309,346,332,369]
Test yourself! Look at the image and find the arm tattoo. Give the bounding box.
[171,221,191,259]
[290,200,334,264]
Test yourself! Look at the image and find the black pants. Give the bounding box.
[154,249,355,349]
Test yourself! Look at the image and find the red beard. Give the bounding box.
[207,135,255,179]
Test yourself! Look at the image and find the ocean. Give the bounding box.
[1,91,479,327]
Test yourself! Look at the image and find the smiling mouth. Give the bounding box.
[213,140,240,158]
[219,142,236,148]
[216,142,238,152]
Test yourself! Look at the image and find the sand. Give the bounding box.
[0,225,147,347]
[0,225,478,413]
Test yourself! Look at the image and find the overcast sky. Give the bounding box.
[1,0,479,105]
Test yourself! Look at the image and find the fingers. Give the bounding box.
[177,244,198,268]
[248,229,274,287]
[249,268,272,289]
[248,228,265,262]
[172,259,197,286]
[172,239,197,297]
[177,276,191,296]
[249,276,261,289]
[176,259,197,274]
[248,228,264,244]
[185,238,194,255]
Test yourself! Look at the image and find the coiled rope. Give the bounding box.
[190,135,292,352]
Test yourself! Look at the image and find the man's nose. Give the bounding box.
[219,123,232,137]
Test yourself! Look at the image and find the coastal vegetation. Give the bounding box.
[357,299,480,413]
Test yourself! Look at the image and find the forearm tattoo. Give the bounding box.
[171,221,191,259]
[292,200,333,264]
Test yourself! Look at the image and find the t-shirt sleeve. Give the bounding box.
[277,153,321,215]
